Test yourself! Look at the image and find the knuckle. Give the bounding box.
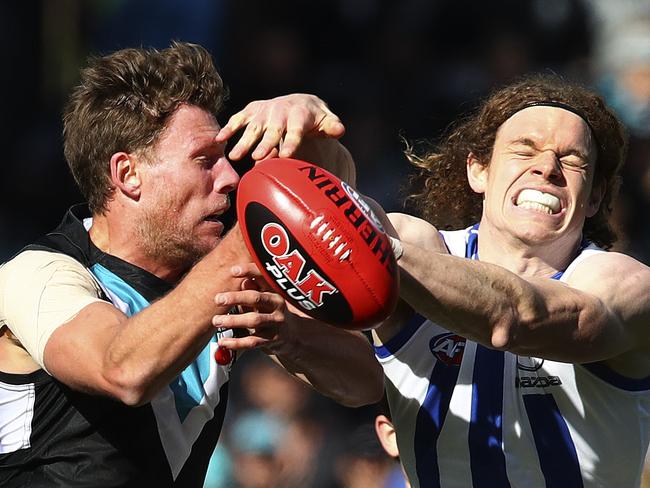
[292,105,310,118]
[244,100,260,112]
[230,112,246,124]
[265,125,284,137]
[246,122,262,135]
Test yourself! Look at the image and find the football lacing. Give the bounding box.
[310,215,351,262]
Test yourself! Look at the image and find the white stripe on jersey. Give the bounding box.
[376,227,650,488]
[436,340,475,487]
[0,380,35,454]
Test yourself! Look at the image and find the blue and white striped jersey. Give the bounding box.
[375,226,650,488]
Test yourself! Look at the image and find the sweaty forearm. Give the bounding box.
[270,316,383,407]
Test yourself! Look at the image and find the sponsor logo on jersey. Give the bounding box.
[517,356,545,371]
[429,333,465,365]
[515,375,562,388]
[515,356,562,388]
[298,165,395,274]
[261,222,338,311]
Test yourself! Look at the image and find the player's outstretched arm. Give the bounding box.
[212,263,384,407]
[390,217,650,371]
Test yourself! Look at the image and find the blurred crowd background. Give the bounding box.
[1,1,648,487]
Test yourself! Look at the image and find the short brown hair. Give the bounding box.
[406,74,628,248]
[63,41,227,214]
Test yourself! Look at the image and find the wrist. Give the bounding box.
[264,313,302,357]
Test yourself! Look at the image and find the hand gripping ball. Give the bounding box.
[236,158,399,330]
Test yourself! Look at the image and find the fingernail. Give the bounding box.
[231,265,242,276]
[215,294,227,305]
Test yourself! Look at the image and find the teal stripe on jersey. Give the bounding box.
[169,344,214,421]
[91,263,149,315]
[90,263,215,422]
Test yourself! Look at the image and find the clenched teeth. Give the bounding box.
[516,189,560,214]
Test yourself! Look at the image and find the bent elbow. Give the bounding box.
[102,365,153,407]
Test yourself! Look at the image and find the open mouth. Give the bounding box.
[515,189,561,215]
[204,214,223,222]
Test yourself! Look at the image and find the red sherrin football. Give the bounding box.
[236,158,399,330]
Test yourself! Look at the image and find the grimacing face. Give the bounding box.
[135,104,240,267]
[468,106,602,249]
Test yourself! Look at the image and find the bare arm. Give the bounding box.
[269,313,383,407]
[372,212,449,344]
[40,95,359,405]
[210,94,381,405]
[44,225,249,406]
[392,217,650,371]
[212,265,384,407]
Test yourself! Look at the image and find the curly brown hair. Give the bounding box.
[406,74,628,248]
[63,41,227,214]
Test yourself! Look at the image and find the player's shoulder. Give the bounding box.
[2,249,87,275]
[387,213,443,242]
[0,249,98,293]
[566,249,650,288]
[387,212,433,229]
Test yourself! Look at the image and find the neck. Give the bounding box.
[89,211,185,283]
[476,220,582,278]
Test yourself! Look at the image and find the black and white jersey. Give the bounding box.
[0,205,234,487]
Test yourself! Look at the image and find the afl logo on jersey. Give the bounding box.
[429,333,466,365]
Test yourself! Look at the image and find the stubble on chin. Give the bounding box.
[135,209,210,272]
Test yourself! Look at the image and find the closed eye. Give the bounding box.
[191,141,227,169]
[195,156,217,168]
[514,151,535,158]
[560,158,589,172]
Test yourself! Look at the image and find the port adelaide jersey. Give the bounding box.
[0,206,234,487]
[375,225,650,488]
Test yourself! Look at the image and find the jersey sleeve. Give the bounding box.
[0,250,105,370]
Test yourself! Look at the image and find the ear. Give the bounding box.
[586,180,606,218]
[467,152,488,194]
[110,152,141,200]
[374,414,399,458]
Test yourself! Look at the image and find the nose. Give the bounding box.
[531,151,562,182]
[213,157,240,194]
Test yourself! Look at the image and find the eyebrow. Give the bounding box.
[189,139,226,158]
[510,137,589,162]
